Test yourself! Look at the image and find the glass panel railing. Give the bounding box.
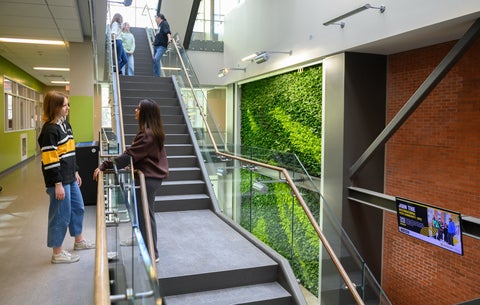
[212,148,392,304]
[145,30,391,305]
[99,160,162,305]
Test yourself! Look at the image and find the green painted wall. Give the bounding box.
[0,56,44,173]
[69,95,94,143]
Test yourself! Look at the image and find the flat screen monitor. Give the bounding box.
[396,197,463,255]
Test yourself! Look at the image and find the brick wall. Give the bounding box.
[383,39,480,305]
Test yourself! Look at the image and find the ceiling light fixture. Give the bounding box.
[0,38,65,45]
[243,50,293,64]
[323,3,386,28]
[217,67,246,78]
[51,81,70,84]
[34,67,70,71]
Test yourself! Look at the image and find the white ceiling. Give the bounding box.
[0,0,107,86]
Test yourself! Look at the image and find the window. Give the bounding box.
[3,77,41,132]
[189,0,242,51]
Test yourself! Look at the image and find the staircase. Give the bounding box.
[116,28,307,305]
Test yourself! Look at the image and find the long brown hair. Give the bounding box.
[110,13,123,26]
[42,91,68,123]
[137,99,165,149]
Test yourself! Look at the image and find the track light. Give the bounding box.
[245,50,293,64]
[323,3,386,28]
[253,182,268,194]
[254,53,269,64]
[217,67,246,78]
[216,168,228,176]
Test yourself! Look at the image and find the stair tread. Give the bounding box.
[169,167,200,171]
[164,282,291,305]
[168,155,196,159]
[162,180,204,185]
[156,193,209,200]
[165,143,193,146]
[156,210,278,279]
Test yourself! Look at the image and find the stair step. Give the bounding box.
[167,155,199,167]
[167,167,201,180]
[159,179,206,196]
[156,210,280,295]
[155,193,211,211]
[164,282,292,305]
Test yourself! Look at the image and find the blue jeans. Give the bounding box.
[114,39,128,72]
[46,182,85,248]
[122,53,134,76]
[153,45,167,77]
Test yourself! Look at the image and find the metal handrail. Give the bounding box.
[111,33,126,152]
[168,39,366,305]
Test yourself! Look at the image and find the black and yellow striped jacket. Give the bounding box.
[38,120,78,187]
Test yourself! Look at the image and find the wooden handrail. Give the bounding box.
[136,169,158,278]
[94,171,110,305]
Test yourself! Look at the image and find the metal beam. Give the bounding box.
[349,18,480,178]
[348,187,480,240]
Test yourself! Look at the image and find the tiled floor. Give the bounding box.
[0,156,96,305]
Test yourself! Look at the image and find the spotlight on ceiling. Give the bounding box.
[217,67,246,78]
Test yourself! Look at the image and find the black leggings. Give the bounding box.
[136,177,162,259]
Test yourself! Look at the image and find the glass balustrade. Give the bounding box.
[99,156,162,304]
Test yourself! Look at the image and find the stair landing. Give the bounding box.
[156,209,277,278]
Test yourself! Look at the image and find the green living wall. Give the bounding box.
[239,65,323,294]
[240,170,321,294]
[240,65,322,176]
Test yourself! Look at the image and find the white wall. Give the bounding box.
[193,0,480,85]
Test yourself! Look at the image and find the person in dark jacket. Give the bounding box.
[38,91,95,264]
[93,98,169,261]
[447,217,456,246]
[152,13,172,77]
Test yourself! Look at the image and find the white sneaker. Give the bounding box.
[74,239,95,250]
[51,250,80,264]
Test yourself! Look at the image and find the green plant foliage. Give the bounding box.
[239,170,321,295]
[239,66,323,294]
[240,65,323,176]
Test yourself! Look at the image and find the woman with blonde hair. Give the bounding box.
[121,22,135,76]
[38,91,95,264]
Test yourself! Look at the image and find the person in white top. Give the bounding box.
[110,13,127,74]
